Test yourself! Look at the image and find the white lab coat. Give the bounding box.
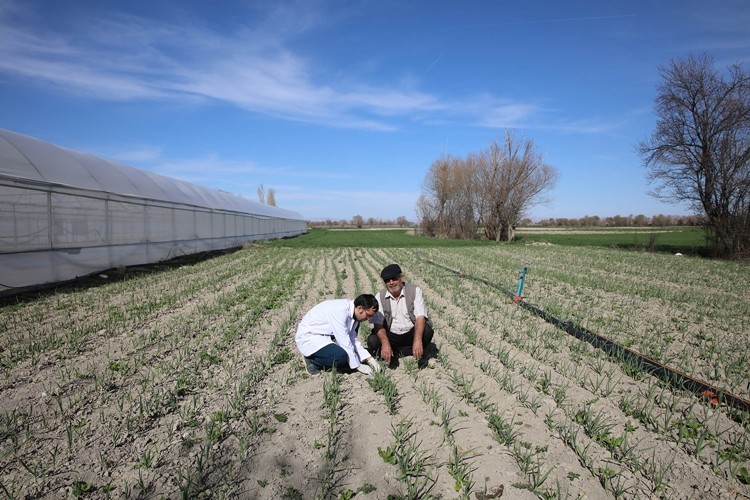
[295,299,370,369]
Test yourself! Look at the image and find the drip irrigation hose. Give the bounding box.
[420,257,750,417]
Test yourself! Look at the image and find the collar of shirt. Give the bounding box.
[385,288,405,300]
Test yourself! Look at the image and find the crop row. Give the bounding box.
[0,244,748,498]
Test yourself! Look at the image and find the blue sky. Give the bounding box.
[1,1,748,222]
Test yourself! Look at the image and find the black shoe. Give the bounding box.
[303,357,321,375]
[425,342,439,358]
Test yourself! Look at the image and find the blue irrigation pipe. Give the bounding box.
[420,257,750,418]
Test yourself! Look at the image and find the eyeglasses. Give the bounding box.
[384,276,400,283]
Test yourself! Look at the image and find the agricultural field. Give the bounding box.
[1,236,749,499]
[515,226,710,255]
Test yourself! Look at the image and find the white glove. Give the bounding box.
[366,357,382,373]
[357,364,373,375]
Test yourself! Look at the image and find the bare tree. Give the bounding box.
[418,133,555,241]
[352,214,364,228]
[421,155,454,237]
[420,155,478,238]
[638,54,750,258]
[267,188,276,206]
[450,154,480,239]
[257,184,265,204]
[416,194,438,236]
[476,131,558,241]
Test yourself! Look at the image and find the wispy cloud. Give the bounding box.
[97,148,353,196]
[0,2,444,130]
[540,117,626,135]
[0,1,547,132]
[475,102,544,129]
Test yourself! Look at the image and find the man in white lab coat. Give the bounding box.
[296,293,382,375]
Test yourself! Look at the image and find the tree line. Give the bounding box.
[307,213,701,229]
[309,216,410,228]
[534,214,704,227]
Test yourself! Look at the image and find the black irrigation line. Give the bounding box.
[421,257,750,418]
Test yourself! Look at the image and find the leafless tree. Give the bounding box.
[267,188,276,206]
[419,155,478,238]
[476,131,558,241]
[256,184,265,204]
[638,54,750,258]
[418,132,556,241]
[352,214,364,228]
[416,194,438,236]
[420,155,453,237]
[451,154,480,239]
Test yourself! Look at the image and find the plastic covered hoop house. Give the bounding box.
[0,128,307,292]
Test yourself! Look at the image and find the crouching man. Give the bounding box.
[296,294,382,375]
[367,264,435,366]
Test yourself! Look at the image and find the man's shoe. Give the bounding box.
[304,357,321,375]
[425,342,438,357]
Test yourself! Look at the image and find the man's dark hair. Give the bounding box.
[354,293,379,311]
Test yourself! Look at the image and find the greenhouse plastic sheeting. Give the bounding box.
[0,128,307,291]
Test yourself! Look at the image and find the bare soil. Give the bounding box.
[0,246,748,499]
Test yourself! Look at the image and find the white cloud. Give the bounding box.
[0,1,557,133]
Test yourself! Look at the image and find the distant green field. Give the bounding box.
[270,226,710,255]
[269,228,497,248]
[516,227,709,255]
